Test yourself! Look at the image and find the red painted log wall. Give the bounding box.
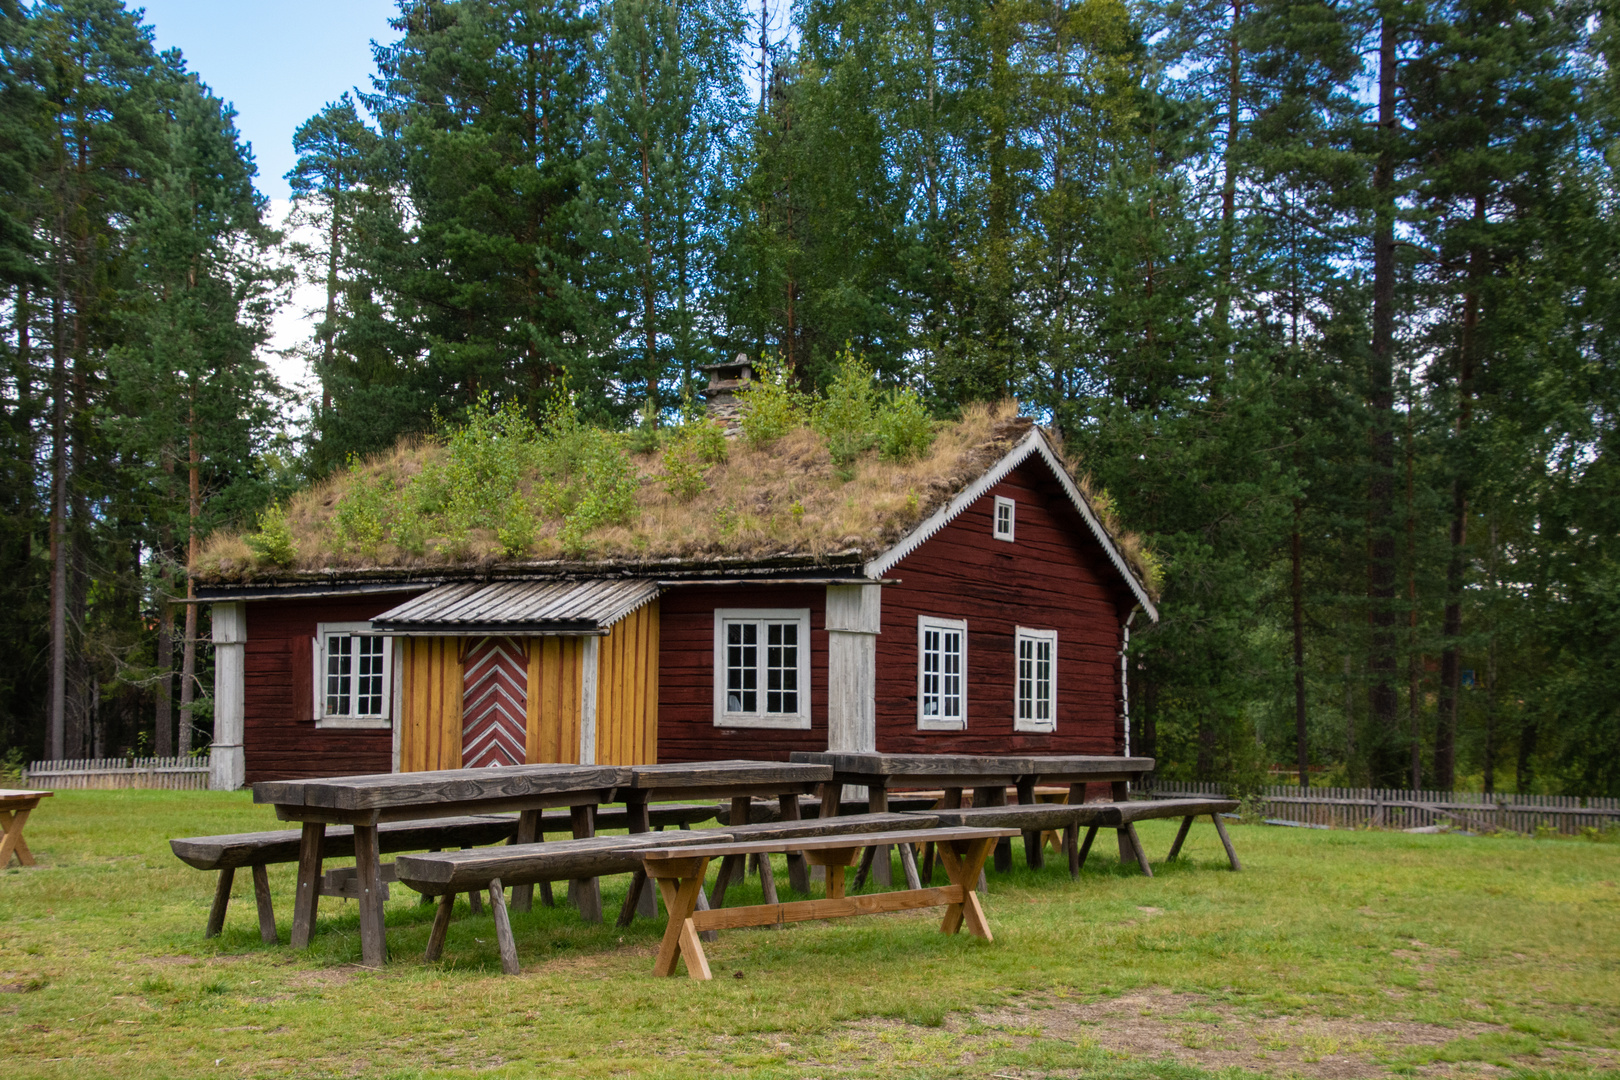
[243,593,421,783]
[875,459,1135,755]
[655,585,828,763]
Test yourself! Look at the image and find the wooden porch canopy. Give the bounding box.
[371,579,659,637]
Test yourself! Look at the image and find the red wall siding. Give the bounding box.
[876,460,1134,755]
[656,585,828,762]
[244,593,423,783]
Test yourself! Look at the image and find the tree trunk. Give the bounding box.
[1483,513,1498,795]
[179,402,201,756]
[1435,194,1483,790]
[1405,377,1421,790]
[1366,8,1400,783]
[1213,0,1243,378]
[1291,500,1307,788]
[48,291,68,760]
[155,596,175,756]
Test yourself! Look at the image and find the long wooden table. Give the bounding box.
[788,752,1155,875]
[253,764,629,967]
[615,760,833,923]
[0,789,52,868]
[640,825,1015,980]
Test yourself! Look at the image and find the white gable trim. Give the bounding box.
[864,427,1159,622]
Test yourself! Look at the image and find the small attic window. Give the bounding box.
[993,496,1016,542]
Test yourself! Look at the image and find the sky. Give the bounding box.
[136,0,397,203]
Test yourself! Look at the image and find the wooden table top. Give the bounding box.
[0,789,52,804]
[787,752,1155,782]
[253,764,631,813]
[639,825,1019,860]
[624,760,833,791]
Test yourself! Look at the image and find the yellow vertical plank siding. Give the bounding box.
[526,636,583,764]
[593,601,659,766]
[399,637,462,772]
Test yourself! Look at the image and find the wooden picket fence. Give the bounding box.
[23,756,211,791]
[1144,779,1620,835]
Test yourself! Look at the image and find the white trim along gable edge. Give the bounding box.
[864,427,1160,622]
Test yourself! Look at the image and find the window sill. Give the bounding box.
[917,718,967,732]
[1013,723,1056,735]
[713,714,812,731]
[316,716,392,731]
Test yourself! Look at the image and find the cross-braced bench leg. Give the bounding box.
[1076,825,1099,873]
[488,877,519,975]
[1167,815,1195,861]
[1212,815,1243,871]
[205,867,235,938]
[1123,823,1154,876]
[650,857,713,980]
[424,893,456,961]
[935,837,997,941]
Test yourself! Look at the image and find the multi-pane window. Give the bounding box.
[315,623,392,726]
[714,609,811,728]
[917,616,967,730]
[993,496,1016,541]
[1014,627,1057,732]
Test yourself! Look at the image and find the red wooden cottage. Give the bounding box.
[195,410,1157,789]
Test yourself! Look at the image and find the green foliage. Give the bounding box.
[244,503,297,567]
[874,387,937,464]
[810,347,879,471]
[738,355,806,448]
[659,417,728,502]
[331,459,391,559]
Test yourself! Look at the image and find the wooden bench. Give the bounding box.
[169,815,523,942]
[1,789,51,869]
[639,826,1016,980]
[394,830,722,973]
[923,797,1242,877]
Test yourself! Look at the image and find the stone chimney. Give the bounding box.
[700,353,754,434]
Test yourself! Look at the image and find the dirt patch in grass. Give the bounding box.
[831,988,1620,1079]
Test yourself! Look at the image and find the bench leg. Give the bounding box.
[468,889,483,914]
[898,841,922,890]
[290,822,324,949]
[205,867,235,939]
[651,863,712,979]
[1016,778,1044,870]
[1212,814,1243,871]
[488,877,519,975]
[867,786,892,887]
[1076,825,1098,873]
[510,810,540,912]
[694,884,717,943]
[779,795,809,894]
[617,870,650,928]
[570,805,602,923]
[1123,823,1153,877]
[976,785,1013,873]
[251,864,277,943]
[627,797,657,918]
[354,824,387,968]
[710,853,744,908]
[1167,815,1195,861]
[1065,823,1080,879]
[851,845,876,891]
[937,837,996,941]
[759,854,779,909]
[424,892,456,961]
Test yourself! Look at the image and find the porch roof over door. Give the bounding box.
[370,579,659,636]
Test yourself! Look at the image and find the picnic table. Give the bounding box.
[253,764,629,967]
[1,789,52,868]
[788,752,1155,876]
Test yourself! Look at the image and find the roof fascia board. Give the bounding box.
[865,427,1158,622]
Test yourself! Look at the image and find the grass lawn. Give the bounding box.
[1,791,1617,1080]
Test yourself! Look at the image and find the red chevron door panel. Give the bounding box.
[462,636,529,767]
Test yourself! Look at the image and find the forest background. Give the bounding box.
[1,0,1616,796]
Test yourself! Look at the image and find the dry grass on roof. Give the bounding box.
[198,400,1157,594]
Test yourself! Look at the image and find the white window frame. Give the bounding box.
[314,622,393,729]
[917,615,968,731]
[993,495,1016,542]
[1014,627,1058,733]
[713,608,813,729]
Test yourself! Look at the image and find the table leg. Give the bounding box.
[728,798,751,883]
[779,794,808,894]
[868,784,891,887]
[488,877,519,975]
[510,809,540,912]
[1065,824,1080,880]
[1076,825,1098,873]
[817,781,841,818]
[937,837,996,940]
[1167,815,1195,861]
[290,822,325,949]
[1016,778,1043,870]
[570,804,601,923]
[424,892,456,961]
[975,785,1012,873]
[758,853,779,908]
[898,840,921,889]
[1212,814,1243,871]
[353,823,387,968]
[251,864,278,943]
[616,797,655,927]
[205,867,235,939]
[921,841,936,884]
[710,853,744,908]
[1112,780,1134,864]
[851,846,877,891]
[0,807,35,867]
[650,859,712,979]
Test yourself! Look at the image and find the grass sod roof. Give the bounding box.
[197,401,1159,597]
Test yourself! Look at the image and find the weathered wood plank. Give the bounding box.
[691,886,966,931]
[253,764,631,812]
